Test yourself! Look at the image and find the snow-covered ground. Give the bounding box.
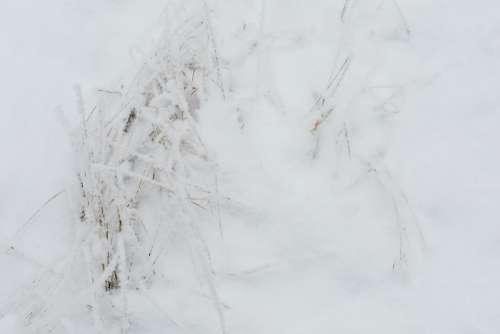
[1,0,500,333]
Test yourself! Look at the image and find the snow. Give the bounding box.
[1,0,500,333]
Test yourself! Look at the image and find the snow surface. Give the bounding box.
[1,0,500,333]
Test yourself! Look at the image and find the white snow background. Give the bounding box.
[1,0,500,333]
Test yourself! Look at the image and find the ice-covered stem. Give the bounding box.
[74,3,228,332]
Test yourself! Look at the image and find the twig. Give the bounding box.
[343,122,352,159]
[255,0,267,99]
[214,175,224,239]
[10,190,66,242]
[310,57,351,114]
[96,89,123,96]
[202,0,226,99]
[311,108,334,133]
[340,0,351,21]
[326,57,351,94]
[392,0,411,37]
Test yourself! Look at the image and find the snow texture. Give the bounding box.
[1,0,500,333]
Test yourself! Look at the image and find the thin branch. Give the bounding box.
[214,175,224,239]
[202,0,226,99]
[96,89,123,96]
[340,0,351,21]
[10,190,66,242]
[343,122,352,159]
[392,0,411,36]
